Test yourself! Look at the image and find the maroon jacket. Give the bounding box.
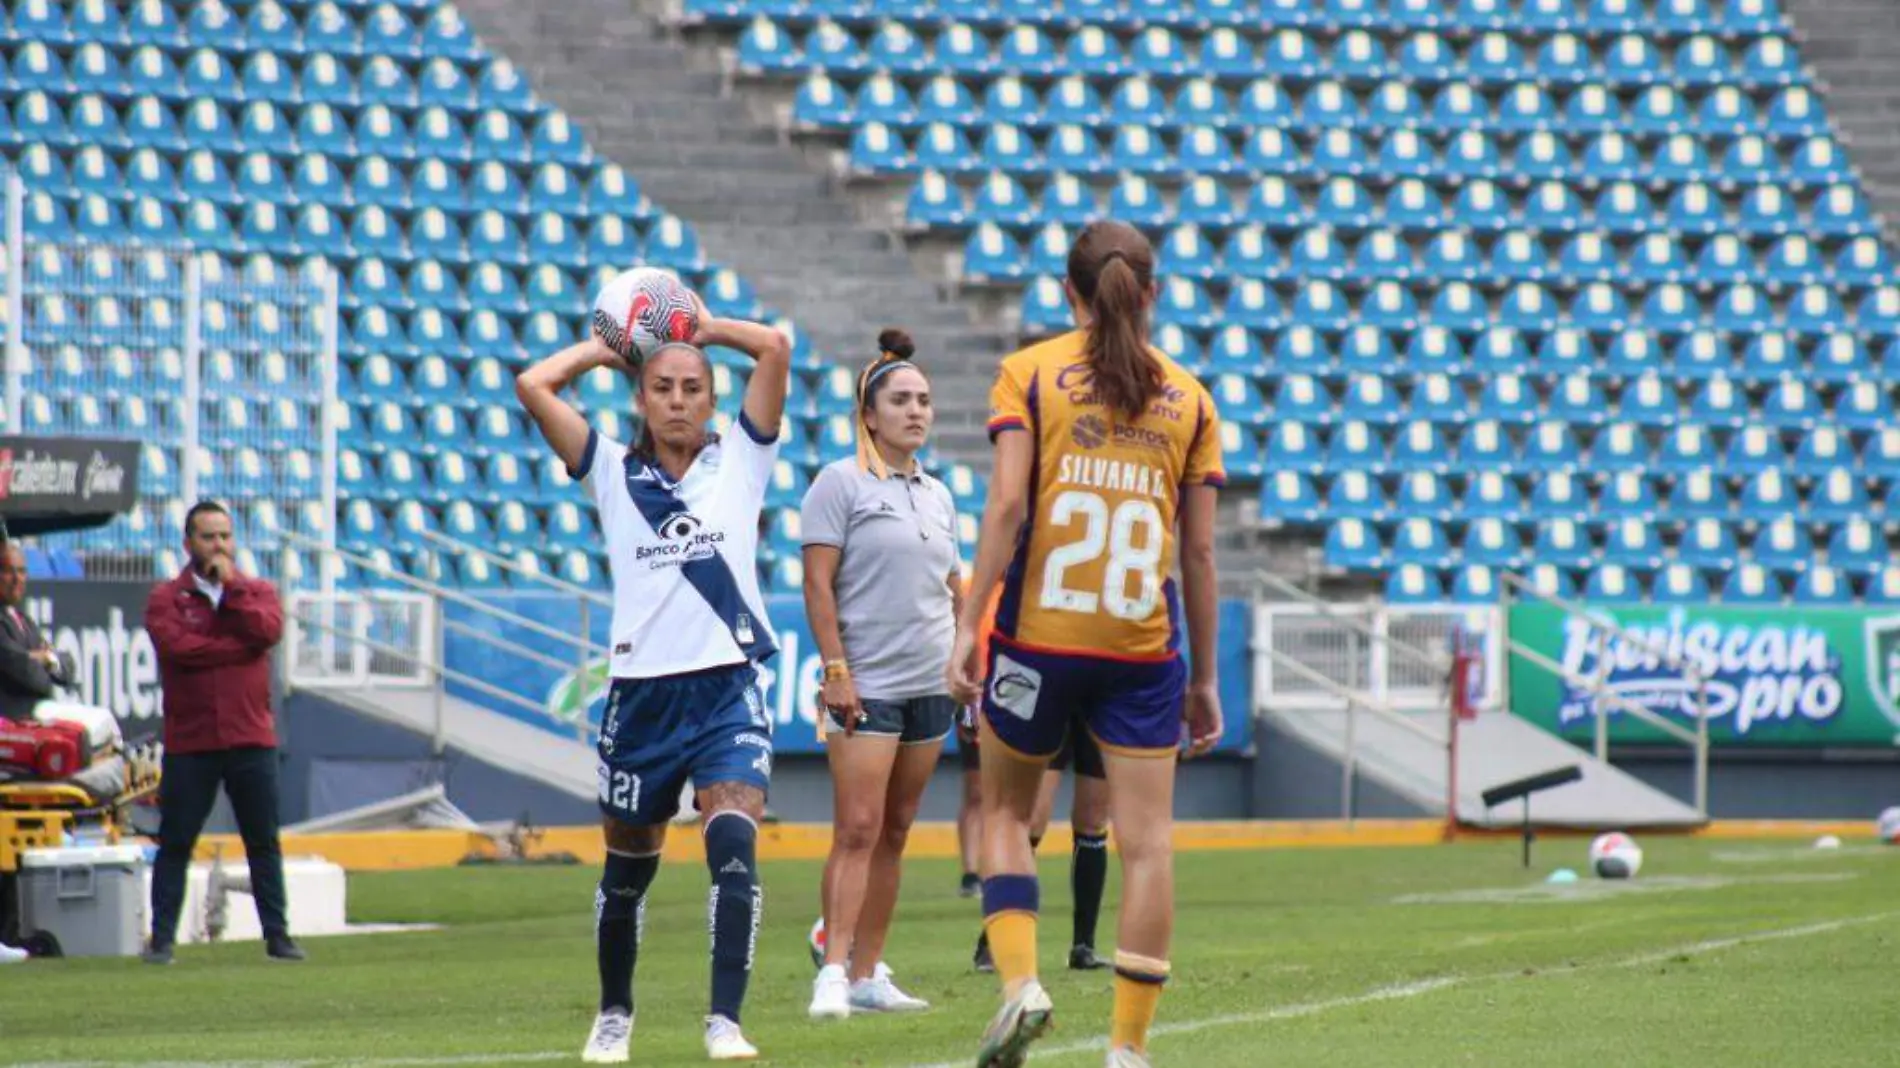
[145,568,285,754]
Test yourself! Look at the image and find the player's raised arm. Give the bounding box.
[515,338,621,475]
[696,310,791,442]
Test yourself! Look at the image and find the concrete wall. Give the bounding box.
[1615,748,1900,820]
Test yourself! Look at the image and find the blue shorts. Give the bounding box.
[981,637,1186,761]
[597,663,774,825]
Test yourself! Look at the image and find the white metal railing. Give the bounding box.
[280,531,612,745]
[1497,573,1710,817]
[3,169,340,587]
[1251,573,1456,820]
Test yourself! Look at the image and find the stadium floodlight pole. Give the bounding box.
[181,254,203,508]
[2,171,22,432]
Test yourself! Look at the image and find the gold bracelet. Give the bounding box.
[823,659,852,683]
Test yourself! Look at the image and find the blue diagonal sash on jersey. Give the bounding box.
[621,452,778,664]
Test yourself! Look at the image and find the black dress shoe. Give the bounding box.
[265,935,306,962]
[1068,944,1109,971]
[142,942,173,965]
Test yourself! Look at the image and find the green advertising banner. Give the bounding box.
[1508,604,1900,748]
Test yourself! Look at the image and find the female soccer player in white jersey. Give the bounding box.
[949,220,1226,1068]
[516,298,789,1064]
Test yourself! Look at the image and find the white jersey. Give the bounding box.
[576,413,781,680]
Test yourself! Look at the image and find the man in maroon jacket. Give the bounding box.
[142,501,302,965]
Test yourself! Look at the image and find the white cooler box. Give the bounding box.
[18,844,148,958]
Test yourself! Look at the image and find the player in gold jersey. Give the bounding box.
[947,220,1226,1068]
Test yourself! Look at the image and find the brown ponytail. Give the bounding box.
[1068,220,1163,424]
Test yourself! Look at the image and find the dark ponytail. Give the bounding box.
[1068,221,1164,424]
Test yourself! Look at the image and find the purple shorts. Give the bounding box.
[980,637,1186,760]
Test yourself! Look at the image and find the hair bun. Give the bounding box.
[878,328,916,361]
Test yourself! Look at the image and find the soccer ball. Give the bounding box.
[1589,832,1643,879]
[591,267,699,368]
[1876,806,1900,843]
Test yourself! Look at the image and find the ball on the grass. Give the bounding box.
[1815,834,1842,850]
[591,266,699,369]
[1589,831,1643,879]
[1877,806,1900,843]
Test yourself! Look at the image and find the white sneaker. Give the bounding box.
[581,1009,632,1064]
[976,979,1054,1068]
[849,962,929,1012]
[704,1015,758,1061]
[809,963,852,1019]
[1107,1047,1154,1068]
[0,942,26,964]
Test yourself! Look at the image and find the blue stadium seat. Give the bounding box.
[1752,515,1813,575]
[1810,468,1871,527]
[1262,421,1324,476]
[1721,563,1785,605]
[1387,564,1448,604]
[1324,470,1390,524]
[1387,420,1451,474]
[1791,566,1852,604]
[1462,518,1523,569]
[1323,518,1386,571]
[963,224,1026,282]
[1257,470,1322,526]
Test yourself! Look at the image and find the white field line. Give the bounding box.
[16,914,1892,1068]
[901,911,1896,1068]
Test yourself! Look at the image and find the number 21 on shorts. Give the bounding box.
[598,766,643,814]
[1040,489,1164,621]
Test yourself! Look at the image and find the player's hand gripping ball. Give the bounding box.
[591,267,701,371]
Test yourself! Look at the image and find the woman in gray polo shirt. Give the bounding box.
[802,329,963,1020]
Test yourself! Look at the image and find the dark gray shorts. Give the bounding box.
[828,694,956,745]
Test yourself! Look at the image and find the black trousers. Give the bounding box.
[149,746,290,946]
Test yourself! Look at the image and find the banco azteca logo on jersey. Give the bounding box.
[637,509,726,567]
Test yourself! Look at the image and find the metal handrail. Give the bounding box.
[1253,570,1451,673]
[1498,571,1710,817]
[1498,571,1711,687]
[1265,649,1446,746]
[417,528,611,607]
[282,530,610,657]
[290,610,553,723]
[442,618,587,675]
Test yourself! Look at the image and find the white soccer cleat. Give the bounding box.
[704,1015,759,1061]
[810,963,852,1019]
[976,979,1054,1068]
[0,942,27,964]
[1106,1047,1153,1068]
[850,962,930,1013]
[581,1009,632,1064]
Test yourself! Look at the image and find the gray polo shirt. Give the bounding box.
[801,457,960,700]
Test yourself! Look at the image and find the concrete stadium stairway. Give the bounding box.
[1786,0,1900,247]
[452,0,1009,456]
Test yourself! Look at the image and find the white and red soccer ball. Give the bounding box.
[1588,832,1644,880]
[591,267,699,369]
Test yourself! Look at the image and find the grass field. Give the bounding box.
[9,835,1898,1067]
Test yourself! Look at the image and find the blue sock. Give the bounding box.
[597,851,660,1015]
[704,812,761,1024]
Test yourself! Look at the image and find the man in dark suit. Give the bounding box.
[0,541,72,721]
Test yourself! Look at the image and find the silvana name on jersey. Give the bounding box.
[1057,455,1171,500]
